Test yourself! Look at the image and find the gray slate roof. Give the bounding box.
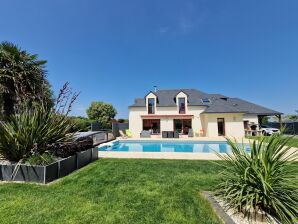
[129,89,282,115]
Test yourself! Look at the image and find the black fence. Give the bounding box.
[268,122,298,135]
[112,123,129,137]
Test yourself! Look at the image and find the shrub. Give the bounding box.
[0,105,74,161]
[216,135,298,223]
[49,137,93,158]
[26,152,56,166]
[0,82,80,163]
[68,116,93,132]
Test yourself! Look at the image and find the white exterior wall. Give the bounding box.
[129,107,147,137]
[201,113,245,137]
[243,114,259,124]
[129,105,206,137]
[160,118,174,131]
[188,106,205,136]
[129,92,246,138]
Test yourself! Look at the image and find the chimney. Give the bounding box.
[153,85,157,92]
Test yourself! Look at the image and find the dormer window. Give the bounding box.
[148,98,155,114]
[178,97,186,114]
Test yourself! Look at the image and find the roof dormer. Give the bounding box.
[145,91,157,114]
[176,91,188,114]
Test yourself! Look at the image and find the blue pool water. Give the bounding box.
[98,140,250,153]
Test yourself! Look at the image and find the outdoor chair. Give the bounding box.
[140,130,151,138]
[174,131,179,138]
[125,129,133,138]
[188,129,194,137]
[168,131,174,138]
[119,130,128,139]
[162,131,168,138]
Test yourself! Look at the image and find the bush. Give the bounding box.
[68,116,93,132]
[26,152,56,166]
[0,105,74,162]
[216,135,298,223]
[49,137,93,158]
[0,82,80,163]
[117,118,128,123]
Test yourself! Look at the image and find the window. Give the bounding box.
[178,97,186,114]
[243,120,249,130]
[148,98,155,114]
[201,98,211,103]
[174,119,192,134]
[143,119,160,134]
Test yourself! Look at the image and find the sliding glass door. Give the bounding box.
[174,119,192,134]
[143,119,160,134]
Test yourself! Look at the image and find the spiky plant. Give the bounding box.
[0,82,79,162]
[0,105,74,161]
[216,135,298,223]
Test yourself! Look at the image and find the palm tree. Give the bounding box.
[0,41,53,117]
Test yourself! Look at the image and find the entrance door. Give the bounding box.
[217,118,225,136]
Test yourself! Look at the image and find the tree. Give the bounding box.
[288,110,298,121]
[283,110,298,122]
[117,118,128,123]
[0,41,53,117]
[261,116,269,124]
[68,116,94,132]
[86,101,117,129]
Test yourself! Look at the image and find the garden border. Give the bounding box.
[200,191,236,224]
[0,147,98,184]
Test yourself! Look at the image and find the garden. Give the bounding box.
[0,42,298,223]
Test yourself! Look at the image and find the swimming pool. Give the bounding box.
[98,140,250,153]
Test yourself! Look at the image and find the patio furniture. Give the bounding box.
[168,131,174,138]
[125,129,133,138]
[162,131,168,138]
[140,130,151,138]
[162,131,177,138]
[188,129,194,137]
[119,130,128,139]
[174,131,179,138]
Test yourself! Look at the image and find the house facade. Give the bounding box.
[128,89,282,138]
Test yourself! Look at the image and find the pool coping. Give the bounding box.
[97,138,241,160]
[97,138,297,161]
[98,151,222,160]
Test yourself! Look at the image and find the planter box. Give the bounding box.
[1,163,58,184]
[76,148,92,169]
[0,147,98,184]
[58,155,77,178]
[91,147,99,161]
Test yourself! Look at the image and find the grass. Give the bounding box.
[0,159,223,224]
[247,135,298,148]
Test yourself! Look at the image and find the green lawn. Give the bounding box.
[247,136,298,148]
[0,159,222,224]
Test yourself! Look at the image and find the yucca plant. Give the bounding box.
[216,135,298,223]
[0,105,74,162]
[0,82,79,163]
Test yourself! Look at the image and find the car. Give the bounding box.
[259,125,280,136]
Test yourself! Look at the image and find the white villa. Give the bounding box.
[128,89,282,138]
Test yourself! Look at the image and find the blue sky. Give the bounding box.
[1,0,298,118]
